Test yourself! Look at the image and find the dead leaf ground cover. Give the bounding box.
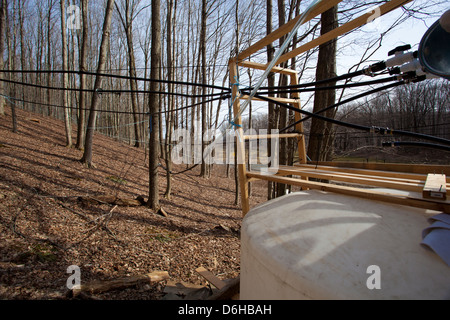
[0,108,269,300]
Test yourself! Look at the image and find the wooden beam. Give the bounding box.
[239,94,300,104]
[246,171,450,213]
[237,60,297,75]
[229,59,250,216]
[289,72,307,165]
[195,267,227,290]
[304,162,450,179]
[275,167,425,193]
[284,166,427,184]
[244,133,303,140]
[71,271,169,296]
[237,0,343,61]
[423,174,447,200]
[274,0,413,66]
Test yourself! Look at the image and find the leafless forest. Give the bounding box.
[0,0,449,300]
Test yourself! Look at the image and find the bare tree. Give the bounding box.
[76,0,89,150]
[115,0,142,148]
[200,0,209,178]
[148,0,161,210]
[307,5,338,162]
[80,0,116,167]
[0,0,6,116]
[60,0,72,147]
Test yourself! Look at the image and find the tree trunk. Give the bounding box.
[76,0,89,150]
[276,0,288,198]
[307,5,338,162]
[164,0,174,199]
[116,0,141,148]
[200,0,208,178]
[266,0,275,200]
[80,0,115,167]
[60,0,72,147]
[148,0,161,211]
[0,0,6,116]
[46,0,53,117]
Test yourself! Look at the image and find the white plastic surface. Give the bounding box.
[240,190,450,300]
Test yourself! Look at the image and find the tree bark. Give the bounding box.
[200,0,209,178]
[266,0,275,200]
[115,0,141,148]
[80,0,115,167]
[148,0,161,210]
[307,5,338,162]
[76,0,89,150]
[60,0,72,147]
[0,0,6,116]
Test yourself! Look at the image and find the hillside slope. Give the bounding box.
[0,108,267,299]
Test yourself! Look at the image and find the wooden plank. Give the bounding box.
[195,267,227,290]
[239,94,299,104]
[275,167,425,193]
[207,277,240,300]
[246,171,450,213]
[275,0,413,66]
[423,174,447,200]
[290,73,307,165]
[244,133,302,140]
[306,161,450,178]
[238,60,297,75]
[285,165,425,184]
[71,271,169,296]
[229,59,250,216]
[237,0,343,60]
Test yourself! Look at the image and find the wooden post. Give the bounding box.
[229,58,250,216]
[289,72,307,164]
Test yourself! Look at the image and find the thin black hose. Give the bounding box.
[279,80,406,132]
[256,94,450,146]
[382,141,450,152]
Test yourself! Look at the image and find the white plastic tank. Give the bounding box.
[240,190,450,299]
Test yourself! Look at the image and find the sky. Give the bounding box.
[236,1,449,122]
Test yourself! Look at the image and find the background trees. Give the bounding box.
[0,0,448,184]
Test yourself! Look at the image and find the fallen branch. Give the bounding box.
[65,205,117,250]
[78,195,146,207]
[70,270,169,297]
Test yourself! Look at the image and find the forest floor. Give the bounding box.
[0,108,271,300]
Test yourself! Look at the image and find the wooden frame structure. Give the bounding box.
[229,0,450,216]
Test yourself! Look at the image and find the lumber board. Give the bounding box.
[239,94,299,104]
[207,277,240,300]
[297,164,434,182]
[229,60,250,216]
[423,174,447,200]
[238,60,297,75]
[246,171,450,213]
[275,167,425,192]
[72,271,169,296]
[195,267,226,290]
[237,0,343,60]
[244,133,302,140]
[285,165,426,185]
[306,162,450,178]
[275,0,413,66]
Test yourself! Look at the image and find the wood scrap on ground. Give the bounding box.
[68,270,169,298]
